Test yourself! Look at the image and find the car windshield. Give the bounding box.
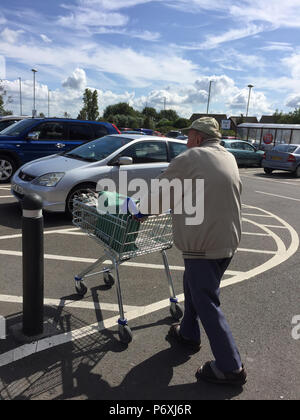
[273,144,298,153]
[0,118,34,136]
[64,135,133,161]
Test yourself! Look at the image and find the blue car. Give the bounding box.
[0,118,120,182]
[262,144,300,177]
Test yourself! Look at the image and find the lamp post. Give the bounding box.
[18,77,22,116]
[246,84,254,117]
[48,88,51,118]
[206,80,213,114]
[31,69,37,117]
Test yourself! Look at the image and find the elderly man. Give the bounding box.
[145,117,246,386]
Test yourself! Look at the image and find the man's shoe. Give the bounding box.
[195,361,247,386]
[168,323,201,352]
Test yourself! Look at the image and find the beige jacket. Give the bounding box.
[145,138,242,259]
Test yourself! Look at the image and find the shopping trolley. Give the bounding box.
[72,196,183,344]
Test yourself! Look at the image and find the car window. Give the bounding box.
[119,141,168,164]
[92,124,108,139]
[0,118,35,136]
[31,122,64,141]
[65,135,132,161]
[274,144,298,153]
[0,120,18,131]
[169,142,187,160]
[68,124,94,141]
[242,143,255,151]
[229,142,239,149]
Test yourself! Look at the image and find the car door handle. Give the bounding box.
[56,143,65,149]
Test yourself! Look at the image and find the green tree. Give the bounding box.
[103,102,138,119]
[173,117,190,129]
[158,109,179,122]
[142,107,158,121]
[77,88,99,121]
[0,91,13,116]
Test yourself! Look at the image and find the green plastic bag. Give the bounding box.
[95,191,141,254]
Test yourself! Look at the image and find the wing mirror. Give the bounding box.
[27,131,40,141]
[110,156,133,166]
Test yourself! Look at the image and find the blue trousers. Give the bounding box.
[180,258,242,373]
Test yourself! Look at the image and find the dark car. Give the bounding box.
[166,130,183,139]
[220,139,264,166]
[262,144,300,177]
[0,118,120,183]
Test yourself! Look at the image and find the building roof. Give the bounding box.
[259,115,277,123]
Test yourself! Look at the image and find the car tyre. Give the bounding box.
[294,166,300,178]
[66,182,96,218]
[264,168,273,175]
[0,155,16,183]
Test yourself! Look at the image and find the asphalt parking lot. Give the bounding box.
[0,168,300,401]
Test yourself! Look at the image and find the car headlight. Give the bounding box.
[33,172,65,187]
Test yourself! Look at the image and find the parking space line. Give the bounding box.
[256,191,300,202]
[243,232,270,236]
[262,225,288,229]
[241,174,300,186]
[0,294,140,312]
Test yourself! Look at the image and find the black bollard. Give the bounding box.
[22,193,44,337]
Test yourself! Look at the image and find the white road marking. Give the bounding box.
[0,204,298,367]
[242,213,274,217]
[243,232,270,236]
[256,191,300,202]
[0,196,14,198]
[0,294,140,312]
[241,173,300,186]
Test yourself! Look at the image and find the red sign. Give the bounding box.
[263,133,273,144]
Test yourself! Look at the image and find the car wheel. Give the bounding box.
[0,155,16,183]
[66,183,96,218]
[264,168,273,175]
[294,166,300,178]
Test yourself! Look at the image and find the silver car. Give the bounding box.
[262,144,300,177]
[11,134,187,217]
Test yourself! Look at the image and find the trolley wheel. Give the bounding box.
[118,324,133,344]
[104,272,115,287]
[170,302,183,321]
[75,281,88,297]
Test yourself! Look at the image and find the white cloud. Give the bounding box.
[1,28,24,44]
[40,34,52,43]
[285,95,300,108]
[62,68,87,91]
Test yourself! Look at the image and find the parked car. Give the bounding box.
[220,139,264,166]
[0,118,120,183]
[11,134,188,217]
[120,130,146,135]
[0,115,31,132]
[166,130,182,139]
[262,144,300,177]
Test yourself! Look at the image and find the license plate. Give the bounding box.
[12,183,24,195]
[271,156,282,161]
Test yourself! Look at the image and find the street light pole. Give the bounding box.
[48,88,51,118]
[31,69,37,117]
[206,80,213,114]
[246,84,254,117]
[18,77,22,116]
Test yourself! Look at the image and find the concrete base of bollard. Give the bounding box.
[10,321,62,344]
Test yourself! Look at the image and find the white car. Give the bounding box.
[11,134,187,217]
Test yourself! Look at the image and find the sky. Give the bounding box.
[0,0,300,120]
